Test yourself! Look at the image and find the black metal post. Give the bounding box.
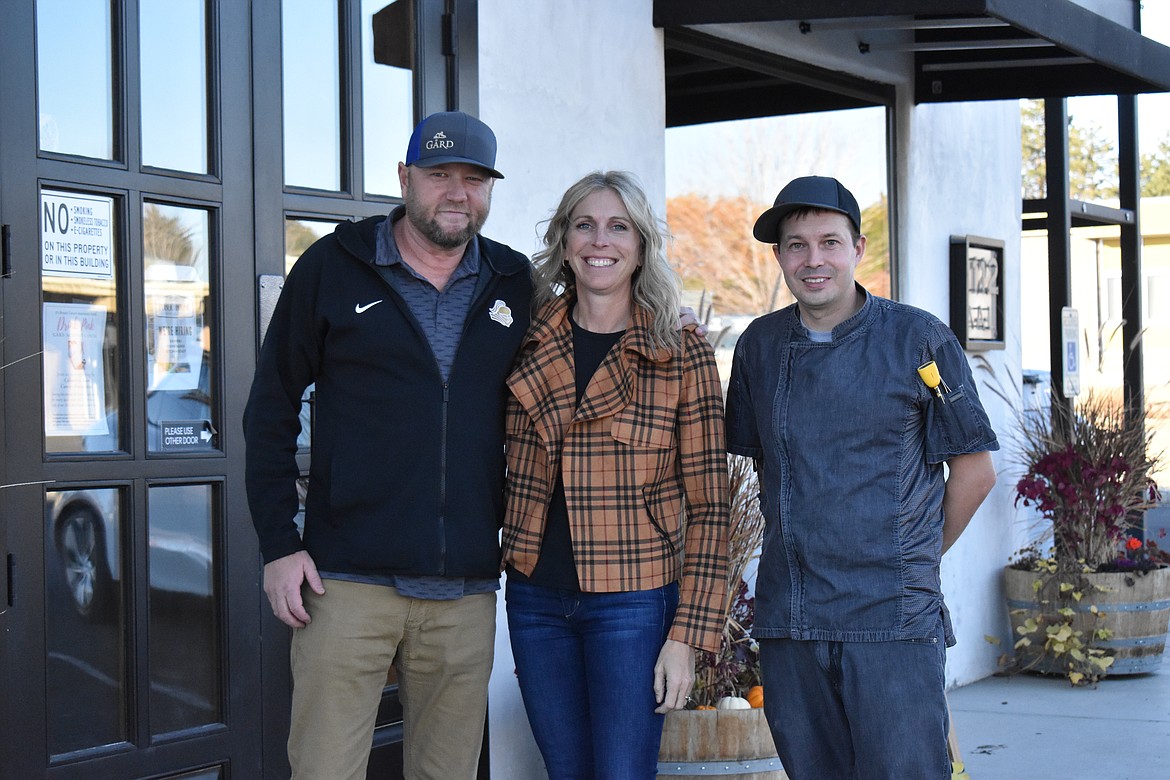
[1044,98,1074,426]
[1117,95,1145,426]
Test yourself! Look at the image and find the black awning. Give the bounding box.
[654,0,1170,105]
[663,29,895,126]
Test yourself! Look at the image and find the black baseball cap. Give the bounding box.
[405,111,504,179]
[752,176,861,243]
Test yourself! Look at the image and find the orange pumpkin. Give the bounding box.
[695,704,716,710]
[746,685,764,709]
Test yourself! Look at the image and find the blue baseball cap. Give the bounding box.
[404,111,504,179]
[753,176,861,243]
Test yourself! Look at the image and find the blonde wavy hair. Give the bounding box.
[531,171,681,349]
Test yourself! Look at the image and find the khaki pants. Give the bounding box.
[288,579,496,780]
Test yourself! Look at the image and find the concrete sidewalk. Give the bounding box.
[947,664,1170,779]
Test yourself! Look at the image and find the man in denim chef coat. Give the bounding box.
[725,176,999,779]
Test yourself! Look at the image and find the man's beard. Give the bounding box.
[404,187,489,249]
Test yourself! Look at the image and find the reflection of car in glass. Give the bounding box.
[47,485,214,619]
[47,489,119,619]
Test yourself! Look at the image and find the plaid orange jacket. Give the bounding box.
[502,296,730,652]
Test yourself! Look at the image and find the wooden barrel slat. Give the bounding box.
[1004,566,1170,675]
[658,709,788,779]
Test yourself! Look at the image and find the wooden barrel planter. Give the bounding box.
[657,708,787,779]
[1005,565,1170,675]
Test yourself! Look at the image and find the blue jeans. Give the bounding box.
[505,579,679,780]
[759,619,950,780]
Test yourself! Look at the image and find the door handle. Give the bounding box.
[1,224,11,278]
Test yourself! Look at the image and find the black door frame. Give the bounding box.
[0,1,260,777]
[1,0,484,777]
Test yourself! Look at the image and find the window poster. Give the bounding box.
[146,264,205,392]
[42,302,110,437]
[41,190,115,279]
[148,291,203,392]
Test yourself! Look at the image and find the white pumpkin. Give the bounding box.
[715,696,751,710]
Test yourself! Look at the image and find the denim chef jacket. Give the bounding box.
[725,286,999,645]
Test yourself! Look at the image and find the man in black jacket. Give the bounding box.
[243,111,531,780]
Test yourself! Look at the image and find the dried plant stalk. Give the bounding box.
[725,453,765,610]
[691,454,766,706]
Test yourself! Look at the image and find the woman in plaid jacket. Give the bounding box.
[502,171,730,779]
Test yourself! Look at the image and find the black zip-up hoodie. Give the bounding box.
[243,215,532,578]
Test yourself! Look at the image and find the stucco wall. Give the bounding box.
[477,2,1026,774]
[899,98,1027,686]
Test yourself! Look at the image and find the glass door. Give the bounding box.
[1,0,480,777]
[0,1,260,777]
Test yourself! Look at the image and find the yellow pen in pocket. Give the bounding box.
[917,361,951,402]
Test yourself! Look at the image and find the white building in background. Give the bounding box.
[1021,197,1170,485]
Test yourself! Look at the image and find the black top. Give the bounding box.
[509,316,624,590]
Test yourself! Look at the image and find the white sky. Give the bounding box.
[666,4,1170,208]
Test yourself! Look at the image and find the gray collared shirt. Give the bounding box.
[375,206,483,381]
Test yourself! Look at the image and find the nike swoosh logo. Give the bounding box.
[355,300,383,314]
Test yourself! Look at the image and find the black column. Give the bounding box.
[1117,95,1145,423]
[1044,98,1073,418]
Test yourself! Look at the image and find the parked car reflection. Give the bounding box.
[46,488,119,619]
[46,484,214,620]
